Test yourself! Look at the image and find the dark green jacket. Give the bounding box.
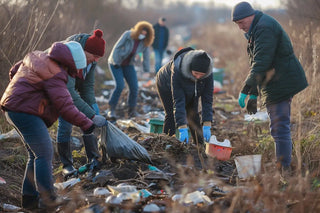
[64,34,97,119]
[245,11,308,104]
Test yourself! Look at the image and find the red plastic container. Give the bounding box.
[205,143,232,161]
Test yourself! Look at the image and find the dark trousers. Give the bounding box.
[157,88,204,144]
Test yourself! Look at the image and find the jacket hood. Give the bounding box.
[47,42,78,77]
[180,50,213,81]
[130,21,154,47]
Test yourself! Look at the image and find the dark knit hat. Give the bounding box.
[84,29,105,57]
[190,52,211,73]
[231,2,255,22]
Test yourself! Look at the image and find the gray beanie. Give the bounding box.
[231,2,255,22]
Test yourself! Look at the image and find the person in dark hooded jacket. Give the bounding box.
[156,47,214,144]
[0,41,96,210]
[232,2,308,173]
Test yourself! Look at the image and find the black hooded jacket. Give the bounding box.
[156,47,214,127]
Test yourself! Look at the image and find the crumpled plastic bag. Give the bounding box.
[100,122,152,164]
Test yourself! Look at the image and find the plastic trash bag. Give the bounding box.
[100,121,152,164]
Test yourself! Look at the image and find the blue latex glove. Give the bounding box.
[238,93,248,108]
[92,103,100,115]
[203,126,211,142]
[179,128,189,144]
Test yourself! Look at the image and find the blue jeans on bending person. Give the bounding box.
[108,64,138,109]
[5,111,55,199]
[266,98,292,169]
[57,116,73,143]
[154,49,164,73]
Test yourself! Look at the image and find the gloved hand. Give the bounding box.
[247,95,257,114]
[179,128,189,144]
[92,115,107,127]
[83,124,95,135]
[238,92,248,108]
[91,103,100,115]
[203,126,211,142]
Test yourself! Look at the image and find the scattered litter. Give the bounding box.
[139,189,152,198]
[1,203,21,211]
[105,195,122,204]
[0,129,20,141]
[116,119,149,133]
[117,191,140,203]
[0,176,6,184]
[92,170,114,186]
[182,191,213,206]
[107,184,137,195]
[54,178,80,190]
[143,203,160,212]
[93,187,111,197]
[244,111,268,122]
[234,154,262,179]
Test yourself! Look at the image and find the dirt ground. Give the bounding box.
[0,84,273,212]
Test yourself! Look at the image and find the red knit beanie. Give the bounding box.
[84,29,105,57]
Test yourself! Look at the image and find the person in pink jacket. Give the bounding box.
[0,41,104,210]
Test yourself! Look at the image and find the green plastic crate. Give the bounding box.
[149,119,164,133]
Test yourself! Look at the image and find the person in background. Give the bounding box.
[152,17,169,73]
[56,29,107,179]
[108,21,154,118]
[232,2,308,174]
[0,41,100,210]
[156,47,214,145]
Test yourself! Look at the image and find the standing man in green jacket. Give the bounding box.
[57,29,107,179]
[232,2,308,173]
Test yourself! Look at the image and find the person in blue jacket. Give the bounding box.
[156,47,214,145]
[232,2,308,173]
[56,29,107,179]
[108,21,154,118]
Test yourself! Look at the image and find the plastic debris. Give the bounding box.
[183,191,213,206]
[93,187,111,197]
[143,203,160,212]
[105,195,122,204]
[208,135,231,147]
[171,194,183,202]
[235,154,262,179]
[92,170,114,186]
[116,119,149,133]
[108,184,137,195]
[148,165,161,172]
[139,189,152,198]
[0,129,20,141]
[1,203,21,211]
[117,191,140,203]
[0,176,6,184]
[54,178,80,190]
[244,111,269,122]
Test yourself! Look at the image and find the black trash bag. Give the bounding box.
[100,121,152,164]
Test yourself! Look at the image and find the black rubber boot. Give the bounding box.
[57,142,77,179]
[128,107,138,118]
[22,194,39,210]
[83,134,101,179]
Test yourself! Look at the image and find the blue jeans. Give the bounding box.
[5,111,54,198]
[154,49,164,73]
[266,99,292,169]
[57,117,73,143]
[108,64,138,108]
